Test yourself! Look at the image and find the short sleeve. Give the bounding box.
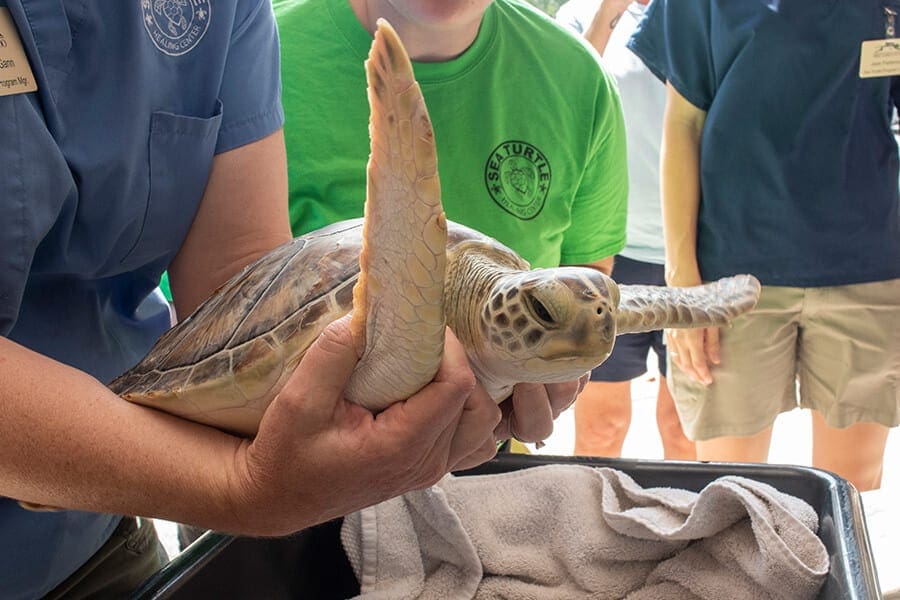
[559,72,628,265]
[215,0,284,153]
[627,0,715,111]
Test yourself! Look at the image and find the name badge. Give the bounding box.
[0,7,38,96]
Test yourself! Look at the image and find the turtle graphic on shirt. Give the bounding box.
[154,0,189,36]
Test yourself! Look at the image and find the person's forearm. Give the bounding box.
[584,0,630,55]
[0,337,245,530]
[576,255,614,276]
[660,82,706,287]
[169,130,292,316]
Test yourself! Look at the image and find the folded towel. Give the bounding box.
[341,465,829,600]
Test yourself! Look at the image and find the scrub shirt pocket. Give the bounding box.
[120,100,223,268]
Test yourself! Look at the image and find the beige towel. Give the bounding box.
[341,465,829,600]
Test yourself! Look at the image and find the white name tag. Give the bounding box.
[0,7,38,96]
[860,38,900,78]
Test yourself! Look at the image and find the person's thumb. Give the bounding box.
[280,314,359,417]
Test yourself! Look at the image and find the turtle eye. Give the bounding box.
[527,295,555,326]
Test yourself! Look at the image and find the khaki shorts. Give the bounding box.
[669,279,900,441]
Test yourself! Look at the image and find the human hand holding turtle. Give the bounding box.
[495,376,588,445]
[229,315,500,536]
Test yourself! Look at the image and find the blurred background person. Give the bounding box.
[557,0,695,459]
[631,0,900,491]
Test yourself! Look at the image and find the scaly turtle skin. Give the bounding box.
[110,20,761,437]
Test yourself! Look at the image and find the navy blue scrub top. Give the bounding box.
[630,0,900,287]
[0,1,283,597]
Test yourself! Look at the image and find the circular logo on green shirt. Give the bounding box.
[484,140,551,220]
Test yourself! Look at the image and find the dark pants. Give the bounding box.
[44,516,168,599]
[590,255,668,381]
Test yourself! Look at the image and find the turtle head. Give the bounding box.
[474,266,619,392]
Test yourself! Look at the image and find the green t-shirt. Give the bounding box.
[275,0,627,269]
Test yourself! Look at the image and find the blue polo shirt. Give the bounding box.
[0,1,282,597]
[629,0,900,287]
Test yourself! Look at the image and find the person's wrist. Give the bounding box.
[215,437,292,537]
[595,0,628,28]
[664,264,702,287]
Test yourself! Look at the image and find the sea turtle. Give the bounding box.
[110,20,761,438]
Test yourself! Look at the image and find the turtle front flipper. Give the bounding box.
[615,274,761,335]
[345,20,447,411]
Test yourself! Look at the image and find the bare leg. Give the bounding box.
[695,426,773,463]
[811,410,888,491]
[573,380,631,457]
[655,376,696,460]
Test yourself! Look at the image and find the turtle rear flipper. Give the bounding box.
[615,274,761,335]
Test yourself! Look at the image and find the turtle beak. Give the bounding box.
[597,307,616,344]
[535,268,617,365]
[536,306,615,364]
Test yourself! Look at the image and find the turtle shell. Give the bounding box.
[110,218,516,436]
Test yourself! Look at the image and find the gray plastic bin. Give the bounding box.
[131,454,881,599]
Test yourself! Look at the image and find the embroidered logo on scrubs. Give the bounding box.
[141,0,211,56]
[484,141,550,220]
